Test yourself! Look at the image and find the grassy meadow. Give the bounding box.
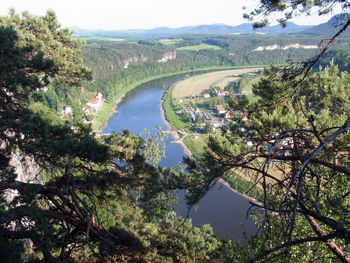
[159,39,182,45]
[172,68,262,98]
[176,43,222,51]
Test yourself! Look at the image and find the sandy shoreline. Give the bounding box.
[217,178,262,206]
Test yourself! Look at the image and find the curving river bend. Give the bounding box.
[102,73,256,241]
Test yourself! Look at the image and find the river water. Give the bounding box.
[102,73,256,241]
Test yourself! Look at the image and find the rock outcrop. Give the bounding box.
[5,151,41,202]
[253,43,318,51]
[123,54,147,69]
[157,51,176,63]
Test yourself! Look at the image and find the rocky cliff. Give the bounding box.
[123,54,148,69]
[5,151,41,201]
[157,51,176,63]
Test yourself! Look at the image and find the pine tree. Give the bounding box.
[184,1,350,261]
[0,11,223,262]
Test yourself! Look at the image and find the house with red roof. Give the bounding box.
[216,105,226,114]
[86,93,103,110]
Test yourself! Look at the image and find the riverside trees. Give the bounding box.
[0,11,223,262]
[2,2,350,262]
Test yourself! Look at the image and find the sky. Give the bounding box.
[0,0,340,30]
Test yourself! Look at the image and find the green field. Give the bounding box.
[162,85,192,130]
[177,43,222,51]
[183,135,208,159]
[172,68,262,98]
[223,172,264,201]
[240,74,261,93]
[159,39,182,45]
[76,36,126,41]
[239,74,261,103]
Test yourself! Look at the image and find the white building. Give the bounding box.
[62,106,72,115]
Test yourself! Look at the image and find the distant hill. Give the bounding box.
[72,22,311,39]
[72,14,350,39]
[299,13,350,37]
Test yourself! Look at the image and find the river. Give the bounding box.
[102,73,257,241]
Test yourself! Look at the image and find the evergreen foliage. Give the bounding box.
[0,11,224,262]
[2,1,350,261]
[182,1,350,261]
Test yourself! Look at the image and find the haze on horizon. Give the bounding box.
[0,0,341,31]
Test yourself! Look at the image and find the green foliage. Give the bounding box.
[0,11,225,262]
[0,237,25,263]
[315,48,350,72]
[163,85,192,130]
[189,63,350,262]
[206,123,214,134]
[177,43,222,51]
[195,114,202,127]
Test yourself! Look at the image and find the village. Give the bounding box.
[178,86,245,132]
[62,92,104,123]
[177,86,306,158]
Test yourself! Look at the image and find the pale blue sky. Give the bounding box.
[0,0,340,30]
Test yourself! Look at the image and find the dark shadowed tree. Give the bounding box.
[182,1,350,262]
[0,10,223,262]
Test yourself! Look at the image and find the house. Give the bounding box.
[86,93,103,109]
[213,89,229,97]
[62,105,72,115]
[189,111,196,122]
[83,107,93,115]
[224,112,231,119]
[216,105,226,114]
[36,86,48,92]
[233,111,244,117]
[41,86,48,92]
[203,93,210,98]
[211,121,223,129]
[218,90,229,96]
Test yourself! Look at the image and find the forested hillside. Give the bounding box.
[299,13,350,37]
[2,0,350,261]
[37,34,350,129]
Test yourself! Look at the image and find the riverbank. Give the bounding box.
[160,67,266,202]
[92,64,269,132]
[159,99,193,158]
[217,178,262,207]
[160,90,262,203]
[96,94,125,133]
[92,66,243,132]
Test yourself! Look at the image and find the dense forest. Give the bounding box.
[38,34,350,127]
[1,0,350,262]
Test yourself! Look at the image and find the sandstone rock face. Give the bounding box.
[123,54,148,68]
[5,151,41,202]
[157,51,176,63]
[253,43,318,51]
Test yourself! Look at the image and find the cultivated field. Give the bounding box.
[213,76,239,89]
[159,39,182,45]
[176,43,222,51]
[172,68,262,98]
